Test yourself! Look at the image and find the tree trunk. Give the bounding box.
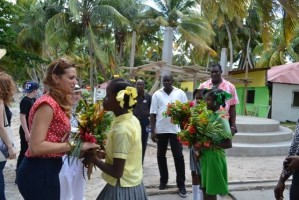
[129,31,136,78]
[161,27,174,86]
[88,32,94,89]
[246,37,254,69]
[225,21,233,71]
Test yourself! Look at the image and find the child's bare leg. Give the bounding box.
[192,171,203,200]
[192,171,200,185]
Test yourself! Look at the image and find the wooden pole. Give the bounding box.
[243,61,249,115]
[129,31,136,78]
[161,27,173,86]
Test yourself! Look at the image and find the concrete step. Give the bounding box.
[236,116,279,132]
[226,141,292,156]
[232,126,293,144]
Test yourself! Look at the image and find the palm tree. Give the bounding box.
[44,0,130,87]
[149,0,215,64]
[16,0,48,56]
[252,0,299,67]
[255,13,299,67]
[200,0,249,69]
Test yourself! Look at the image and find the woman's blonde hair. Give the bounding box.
[44,58,76,117]
[0,72,16,105]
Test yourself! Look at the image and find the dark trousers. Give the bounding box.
[139,117,150,164]
[156,133,185,188]
[291,170,299,200]
[17,157,62,200]
[0,161,6,200]
[16,128,28,171]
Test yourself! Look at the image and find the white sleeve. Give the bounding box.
[181,90,188,103]
[150,93,158,114]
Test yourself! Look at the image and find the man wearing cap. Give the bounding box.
[16,81,39,180]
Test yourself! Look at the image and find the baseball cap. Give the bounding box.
[23,81,39,93]
[74,84,83,92]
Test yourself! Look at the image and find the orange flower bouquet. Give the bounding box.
[70,99,113,179]
[177,101,230,148]
[163,100,195,129]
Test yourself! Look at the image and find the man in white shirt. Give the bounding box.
[150,75,188,198]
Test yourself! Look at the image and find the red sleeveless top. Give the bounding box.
[25,94,70,158]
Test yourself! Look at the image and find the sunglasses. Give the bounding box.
[52,58,69,75]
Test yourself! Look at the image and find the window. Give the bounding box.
[292,91,299,107]
[247,90,255,104]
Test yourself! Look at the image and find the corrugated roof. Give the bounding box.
[267,62,299,84]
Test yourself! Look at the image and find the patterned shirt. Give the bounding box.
[26,94,71,158]
[199,78,239,115]
[282,123,299,177]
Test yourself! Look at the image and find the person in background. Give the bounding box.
[150,75,188,198]
[84,78,148,200]
[190,88,206,200]
[17,58,98,200]
[198,63,239,135]
[198,88,232,200]
[274,121,299,200]
[16,81,39,180]
[59,84,85,200]
[0,72,17,200]
[133,79,151,164]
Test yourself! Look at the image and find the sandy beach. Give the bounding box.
[4,93,287,199]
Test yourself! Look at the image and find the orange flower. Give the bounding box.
[203,141,211,148]
[182,122,189,130]
[199,117,208,125]
[166,110,171,116]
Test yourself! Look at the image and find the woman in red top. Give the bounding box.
[17,58,99,200]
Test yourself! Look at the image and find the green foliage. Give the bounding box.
[177,100,231,147]
[0,0,45,81]
[1,0,299,86]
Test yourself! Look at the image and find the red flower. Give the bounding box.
[82,132,97,143]
[188,125,196,134]
[183,141,189,146]
[189,101,195,107]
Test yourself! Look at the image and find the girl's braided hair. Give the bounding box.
[109,78,135,110]
[205,88,232,108]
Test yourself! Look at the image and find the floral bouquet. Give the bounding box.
[177,100,231,148]
[70,99,113,179]
[163,100,195,130]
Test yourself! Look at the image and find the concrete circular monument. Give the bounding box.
[226,115,294,156]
